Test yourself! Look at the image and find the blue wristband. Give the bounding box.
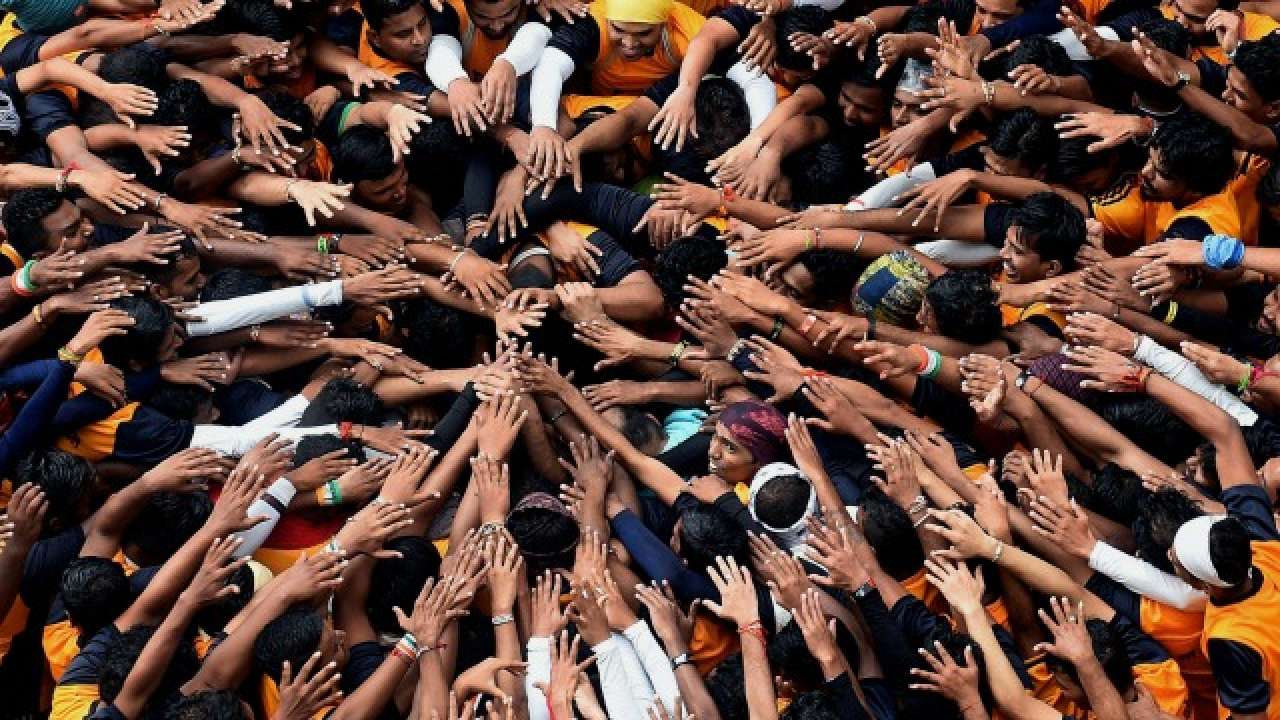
[1203,234,1244,270]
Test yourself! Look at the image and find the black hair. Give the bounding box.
[1011,192,1085,273]
[100,623,200,706]
[506,502,579,574]
[1045,618,1133,695]
[780,692,840,720]
[194,562,254,636]
[1097,395,1198,468]
[61,557,131,638]
[165,690,249,720]
[1134,487,1203,573]
[987,109,1056,176]
[398,297,476,368]
[2,188,65,259]
[331,125,398,184]
[617,407,665,454]
[653,235,728,308]
[1084,463,1146,525]
[368,536,442,634]
[225,0,299,41]
[847,41,900,90]
[795,248,862,306]
[253,606,325,682]
[1209,516,1254,586]
[154,80,214,138]
[1050,134,1118,184]
[775,7,831,71]
[16,449,93,532]
[679,501,747,574]
[1201,419,1280,492]
[782,141,856,206]
[145,235,200,282]
[705,654,749,720]
[1150,110,1235,197]
[147,383,213,421]
[102,295,175,368]
[363,0,426,30]
[294,433,366,467]
[860,488,925,580]
[692,77,751,163]
[406,121,470,209]
[200,267,274,303]
[256,89,315,146]
[752,473,812,530]
[98,44,170,92]
[124,491,213,563]
[903,2,945,33]
[1234,34,1280,104]
[314,377,386,425]
[767,623,826,691]
[925,270,1002,344]
[998,34,1072,77]
[1259,159,1280,208]
[1139,17,1190,59]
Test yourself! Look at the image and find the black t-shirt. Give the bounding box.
[548,15,603,66]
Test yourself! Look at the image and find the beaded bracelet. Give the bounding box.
[669,340,688,365]
[57,346,84,364]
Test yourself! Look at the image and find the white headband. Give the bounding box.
[748,462,817,550]
[1172,515,1232,588]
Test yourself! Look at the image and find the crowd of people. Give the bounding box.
[3,0,1280,716]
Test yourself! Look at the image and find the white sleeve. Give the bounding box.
[621,621,680,715]
[530,47,575,128]
[1134,335,1258,427]
[1050,25,1119,60]
[189,423,339,456]
[185,280,344,337]
[231,477,297,557]
[851,162,937,209]
[526,636,552,720]
[725,61,776,130]
[425,35,468,92]
[792,0,845,10]
[241,394,311,433]
[498,22,553,76]
[1089,541,1207,611]
[593,634,652,720]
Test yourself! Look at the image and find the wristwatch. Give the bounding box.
[1171,70,1191,91]
[671,653,692,669]
[1015,368,1033,390]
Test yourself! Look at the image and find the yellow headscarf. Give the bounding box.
[603,0,673,24]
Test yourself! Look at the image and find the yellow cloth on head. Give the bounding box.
[603,0,672,24]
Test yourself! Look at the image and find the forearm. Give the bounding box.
[562,391,684,504]
[81,481,156,557]
[0,539,33,623]
[988,80,1109,116]
[597,281,665,324]
[529,49,575,128]
[740,632,778,720]
[185,593,291,692]
[761,115,826,160]
[1133,335,1256,426]
[1180,84,1278,154]
[114,593,201,719]
[226,172,294,208]
[1074,658,1130,720]
[173,153,244,199]
[1088,541,1205,610]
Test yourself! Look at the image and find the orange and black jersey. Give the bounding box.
[546,1,705,96]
